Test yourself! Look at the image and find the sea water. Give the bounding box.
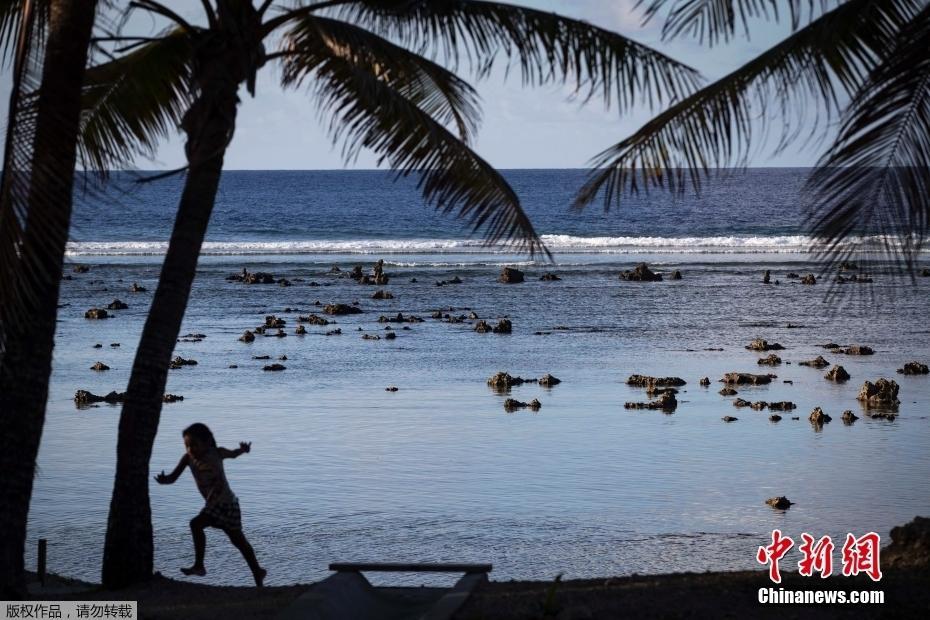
[26,169,930,586]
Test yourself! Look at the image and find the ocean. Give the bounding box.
[29,169,930,586]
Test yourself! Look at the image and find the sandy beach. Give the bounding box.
[26,564,930,619]
[25,514,930,618]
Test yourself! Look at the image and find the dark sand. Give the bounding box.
[457,523,930,619]
[456,569,930,619]
[25,567,930,619]
[22,518,930,618]
[26,572,307,620]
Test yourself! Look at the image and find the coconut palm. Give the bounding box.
[85,0,700,587]
[0,0,98,597]
[573,0,930,273]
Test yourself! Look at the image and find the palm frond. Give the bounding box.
[328,0,701,111]
[279,17,546,256]
[78,28,193,173]
[638,0,833,46]
[281,14,482,142]
[0,0,47,355]
[573,0,918,211]
[807,4,930,275]
[0,0,48,66]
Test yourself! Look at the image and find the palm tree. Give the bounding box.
[573,0,930,272]
[0,0,98,597]
[87,0,700,587]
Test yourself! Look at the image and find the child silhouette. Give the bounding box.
[155,423,266,586]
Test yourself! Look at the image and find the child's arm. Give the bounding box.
[219,442,251,459]
[154,454,189,484]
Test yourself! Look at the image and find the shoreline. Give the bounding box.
[459,568,930,619]
[23,517,929,618]
[23,567,930,619]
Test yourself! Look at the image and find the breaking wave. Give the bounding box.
[64,235,915,256]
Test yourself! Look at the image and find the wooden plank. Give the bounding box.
[328,562,492,574]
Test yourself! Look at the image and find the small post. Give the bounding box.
[38,539,46,586]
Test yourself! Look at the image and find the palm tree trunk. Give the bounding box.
[0,0,97,598]
[101,33,246,588]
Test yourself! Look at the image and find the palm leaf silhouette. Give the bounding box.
[808,4,930,273]
[573,0,930,274]
[572,0,918,211]
[334,0,702,110]
[281,13,544,253]
[78,27,192,173]
[639,0,820,46]
[0,0,48,355]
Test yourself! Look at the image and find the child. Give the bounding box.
[155,423,266,586]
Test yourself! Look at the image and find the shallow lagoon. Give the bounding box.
[29,249,930,586]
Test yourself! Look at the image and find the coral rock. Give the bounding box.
[898,361,929,375]
[504,398,541,412]
[766,496,793,509]
[492,319,512,334]
[746,339,784,351]
[84,308,109,319]
[538,374,561,387]
[624,391,677,412]
[856,378,900,405]
[324,303,362,315]
[169,356,197,369]
[799,356,830,368]
[825,365,850,382]
[498,267,525,284]
[620,263,662,282]
[809,407,832,425]
[838,345,874,355]
[842,410,859,423]
[721,372,773,385]
[627,375,686,389]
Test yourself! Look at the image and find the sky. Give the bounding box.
[2,1,821,170]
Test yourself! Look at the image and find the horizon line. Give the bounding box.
[116,165,817,172]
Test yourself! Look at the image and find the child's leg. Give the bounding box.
[181,514,211,575]
[224,528,265,586]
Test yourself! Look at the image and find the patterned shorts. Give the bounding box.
[199,498,242,531]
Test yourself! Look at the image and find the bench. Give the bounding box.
[278,562,492,620]
[329,562,492,574]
